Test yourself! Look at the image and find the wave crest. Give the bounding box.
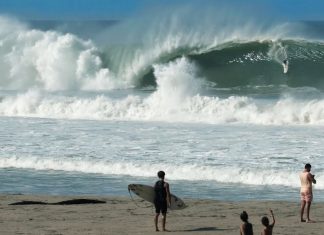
[0,16,124,91]
[1,15,324,91]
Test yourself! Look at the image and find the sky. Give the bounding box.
[0,0,324,21]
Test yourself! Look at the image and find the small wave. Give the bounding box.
[1,155,323,189]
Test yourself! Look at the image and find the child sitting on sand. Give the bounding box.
[261,209,275,235]
[240,211,253,235]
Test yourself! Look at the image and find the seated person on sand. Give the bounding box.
[261,209,275,235]
[240,211,253,235]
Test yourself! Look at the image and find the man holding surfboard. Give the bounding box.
[154,170,171,232]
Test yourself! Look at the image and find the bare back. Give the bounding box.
[300,171,312,193]
[262,225,273,235]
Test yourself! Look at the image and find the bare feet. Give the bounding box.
[156,228,160,232]
[306,219,316,223]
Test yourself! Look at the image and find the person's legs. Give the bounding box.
[305,192,315,222]
[161,201,168,231]
[300,199,306,222]
[162,212,167,231]
[154,213,160,231]
[154,202,161,231]
[306,201,313,222]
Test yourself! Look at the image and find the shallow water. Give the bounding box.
[1,117,323,201]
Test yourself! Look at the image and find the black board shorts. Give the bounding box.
[154,200,167,214]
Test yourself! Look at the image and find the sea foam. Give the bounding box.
[1,155,323,189]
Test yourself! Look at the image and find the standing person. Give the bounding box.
[261,209,275,235]
[239,211,253,235]
[300,163,316,222]
[154,171,171,232]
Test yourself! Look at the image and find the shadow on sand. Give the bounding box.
[174,227,230,232]
[9,199,106,205]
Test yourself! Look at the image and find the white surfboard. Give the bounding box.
[128,184,186,210]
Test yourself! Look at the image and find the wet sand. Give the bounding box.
[0,194,323,234]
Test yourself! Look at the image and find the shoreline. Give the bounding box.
[1,194,324,234]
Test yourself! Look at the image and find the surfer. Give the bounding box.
[282,59,288,74]
[154,170,171,232]
[300,163,316,223]
[239,211,254,235]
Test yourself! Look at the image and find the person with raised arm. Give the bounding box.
[261,209,275,235]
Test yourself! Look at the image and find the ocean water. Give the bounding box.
[1,13,324,201]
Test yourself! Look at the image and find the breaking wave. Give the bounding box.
[1,14,324,125]
[0,15,324,91]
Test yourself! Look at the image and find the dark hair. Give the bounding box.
[240,211,248,222]
[261,216,269,227]
[305,163,312,169]
[157,171,165,179]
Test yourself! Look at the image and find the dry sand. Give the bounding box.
[0,194,323,235]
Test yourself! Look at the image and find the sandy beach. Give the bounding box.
[0,194,323,235]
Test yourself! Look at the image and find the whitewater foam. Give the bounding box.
[268,42,288,64]
[147,57,202,111]
[2,86,324,125]
[1,155,323,189]
[0,16,124,91]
